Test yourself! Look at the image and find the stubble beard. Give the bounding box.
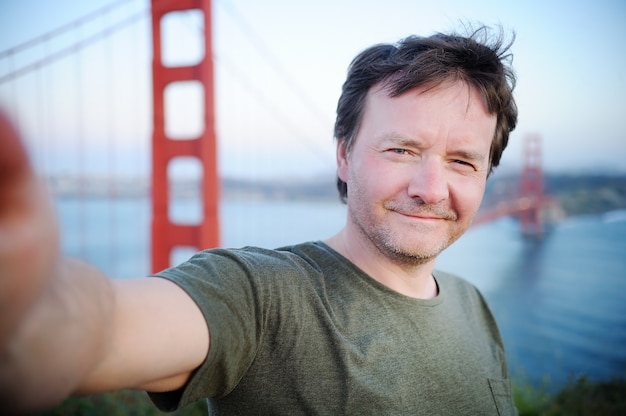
[356,216,454,267]
[348,198,463,268]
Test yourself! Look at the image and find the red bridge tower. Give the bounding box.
[150,0,220,273]
[519,134,544,237]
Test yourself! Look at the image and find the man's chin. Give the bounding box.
[381,239,449,266]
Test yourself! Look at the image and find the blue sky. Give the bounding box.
[0,0,625,179]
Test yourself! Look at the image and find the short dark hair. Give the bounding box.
[334,26,518,203]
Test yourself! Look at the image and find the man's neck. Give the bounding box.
[324,230,439,300]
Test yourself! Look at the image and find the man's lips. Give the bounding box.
[383,202,457,221]
[398,212,445,220]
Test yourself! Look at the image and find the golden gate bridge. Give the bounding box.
[0,0,558,276]
[473,133,562,237]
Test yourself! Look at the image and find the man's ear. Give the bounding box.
[336,140,349,182]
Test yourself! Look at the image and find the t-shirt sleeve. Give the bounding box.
[147,247,271,411]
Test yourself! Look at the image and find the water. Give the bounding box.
[55,196,626,391]
[437,214,626,390]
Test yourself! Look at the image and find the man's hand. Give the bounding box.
[0,112,209,414]
[0,111,59,349]
[0,113,117,413]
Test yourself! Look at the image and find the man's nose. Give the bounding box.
[406,157,449,204]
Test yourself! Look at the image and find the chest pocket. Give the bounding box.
[489,378,517,415]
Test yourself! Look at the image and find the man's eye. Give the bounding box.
[453,159,476,170]
[390,148,409,155]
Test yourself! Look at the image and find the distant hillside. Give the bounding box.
[484,172,626,217]
[224,173,626,216]
[49,172,626,217]
[546,174,626,216]
[221,176,337,201]
[48,174,339,201]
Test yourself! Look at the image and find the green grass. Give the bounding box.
[513,376,626,416]
[39,390,207,415]
[38,377,626,415]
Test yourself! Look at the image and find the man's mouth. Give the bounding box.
[384,202,457,222]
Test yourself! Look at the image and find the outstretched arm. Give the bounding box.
[0,113,209,414]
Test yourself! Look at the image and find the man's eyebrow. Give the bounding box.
[380,134,422,147]
[449,149,487,163]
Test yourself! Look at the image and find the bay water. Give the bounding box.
[55,196,626,391]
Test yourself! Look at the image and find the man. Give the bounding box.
[0,26,518,415]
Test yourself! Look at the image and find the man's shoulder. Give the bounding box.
[433,269,485,300]
[275,240,333,255]
[273,240,346,268]
[184,241,330,267]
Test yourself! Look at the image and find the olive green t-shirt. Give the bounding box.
[149,241,516,415]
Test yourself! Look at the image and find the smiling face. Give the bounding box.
[337,80,497,266]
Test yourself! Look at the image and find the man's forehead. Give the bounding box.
[365,80,493,121]
[369,79,492,112]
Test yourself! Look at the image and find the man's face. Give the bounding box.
[337,81,497,265]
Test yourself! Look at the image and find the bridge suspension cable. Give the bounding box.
[217,0,331,127]
[0,0,133,58]
[0,0,148,84]
[213,0,336,168]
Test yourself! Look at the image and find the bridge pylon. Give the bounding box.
[519,133,543,237]
[150,0,219,273]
